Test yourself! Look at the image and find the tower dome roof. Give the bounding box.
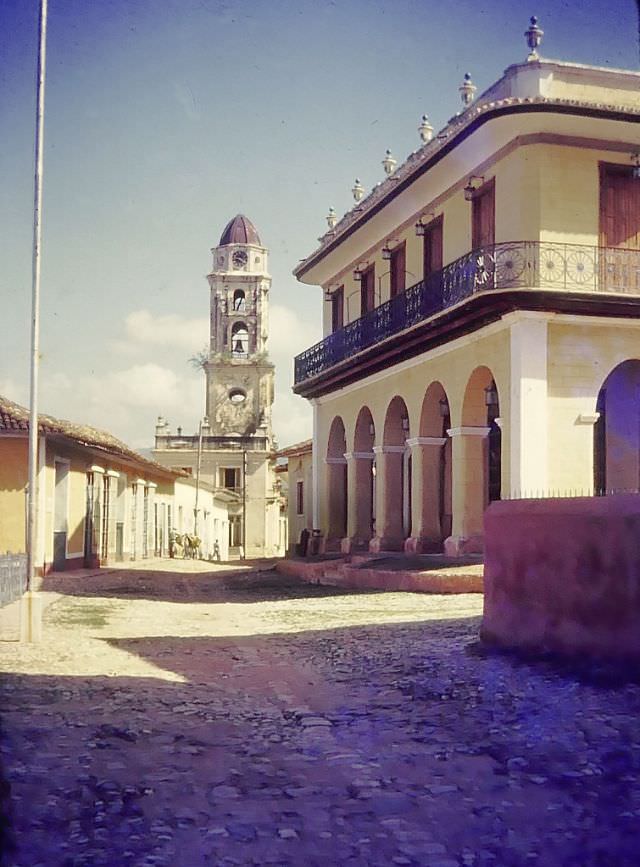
[219,214,262,246]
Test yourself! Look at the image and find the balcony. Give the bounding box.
[294,241,640,386]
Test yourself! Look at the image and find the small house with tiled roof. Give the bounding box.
[0,396,230,573]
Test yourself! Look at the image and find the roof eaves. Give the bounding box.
[294,95,640,280]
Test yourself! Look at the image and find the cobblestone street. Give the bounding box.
[1,561,639,867]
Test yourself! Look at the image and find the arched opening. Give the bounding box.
[353,407,376,543]
[461,366,501,506]
[486,380,501,503]
[232,289,246,312]
[417,381,452,548]
[377,396,410,548]
[447,366,501,553]
[231,321,249,356]
[326,416,348,546]
[594,359,640,494]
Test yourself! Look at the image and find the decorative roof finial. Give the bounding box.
[459,73,477,107]
[418,114,434,143]
[525,15,544,61]
[326,207,337,229]
[382,149,397,176]
[352,178,365,202]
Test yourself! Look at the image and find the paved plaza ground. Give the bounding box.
[1,560,639,867]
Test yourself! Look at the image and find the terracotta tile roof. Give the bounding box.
[276,438,313,459]
[0,395,181,479]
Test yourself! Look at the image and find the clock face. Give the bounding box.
[232,250,248,268]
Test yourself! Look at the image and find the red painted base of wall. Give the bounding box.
[42,555,99,575]
[276,557,483,594]
[482,495,640,661]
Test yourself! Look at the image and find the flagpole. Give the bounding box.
[24,0,48,642]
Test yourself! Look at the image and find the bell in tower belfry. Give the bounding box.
[206,215,275,440]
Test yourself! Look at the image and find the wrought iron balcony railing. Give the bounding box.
[294,241,640,385]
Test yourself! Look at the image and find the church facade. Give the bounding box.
[153,215,283,558]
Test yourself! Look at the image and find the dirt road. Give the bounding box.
[1,561,639,866]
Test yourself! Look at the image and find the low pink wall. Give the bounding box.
[482,495,640,661]
[276,558,483,594]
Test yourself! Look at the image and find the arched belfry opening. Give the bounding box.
[231,321,249,356]
[594,359,640,494]
[232,289,246,312]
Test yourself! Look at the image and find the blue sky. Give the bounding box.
[0,0,637,448]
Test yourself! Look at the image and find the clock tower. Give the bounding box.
[152,213,283,558]
[206,215,275,441]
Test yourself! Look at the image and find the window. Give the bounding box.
[390,243,406,298]
[296,480,304,515]
[232,289,246,311]
[600,164,640,248]
[331,285,344,332]
[360,265,375,315]
[471,178,495,249]
[219,467,241,490]
[423,216,443,279]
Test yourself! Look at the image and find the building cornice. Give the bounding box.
[294,98,640,281]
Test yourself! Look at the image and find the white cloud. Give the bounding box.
[272,389,312,449]
[268,304,321,365]
[0,375,28,405]
[40,362,205,450]
[268,304,320,448]
[9,305,317,452]
[123,309,209,352]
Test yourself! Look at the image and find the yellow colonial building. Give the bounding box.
[0,395,184,575]
[293,20,640,556]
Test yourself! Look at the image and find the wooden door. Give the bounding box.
[600,165,640,292]
[390,243,406,298]
[360,265,375,315]
[472,179,495,250]
[53,461,69,570]
[423,216,443,279]
[331,285,344,332]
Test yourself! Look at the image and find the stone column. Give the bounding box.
[509,315,548,496]
[444,426,490,556]
[342,451,374,553]
[404,436,447,553]
[370,445,406,552]
[311,399,320,529]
